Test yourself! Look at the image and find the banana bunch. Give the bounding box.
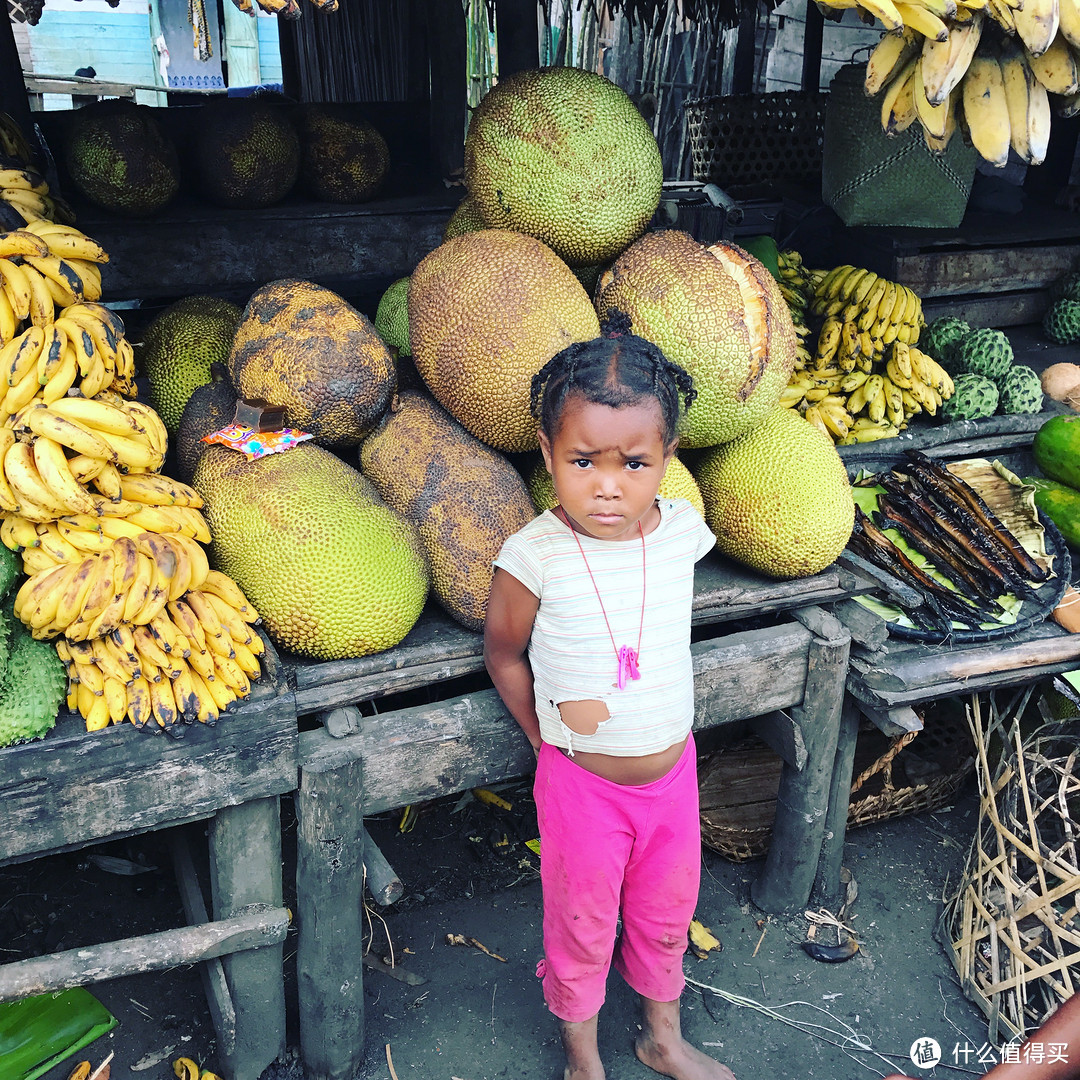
[778,249,821,370]
[0,166,75,228]
[808,265,924,355]
[783,338,954,443]
[231,0,336,17]
[865,0,1080,168]
[0,397,167,522]
[56,573,262,731]
[0,112,34,165]
[0,226,111,342]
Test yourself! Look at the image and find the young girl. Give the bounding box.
[484,313,736,1080]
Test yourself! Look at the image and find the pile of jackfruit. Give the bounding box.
[126,67,858,667]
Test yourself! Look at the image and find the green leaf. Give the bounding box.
[0,987,117,1080]
[739,235,780,281]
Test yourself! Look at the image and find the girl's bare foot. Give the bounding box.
[560,1015,606,1080]
[635,996,737,1080]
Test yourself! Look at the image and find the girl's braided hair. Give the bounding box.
[530,310,697,446]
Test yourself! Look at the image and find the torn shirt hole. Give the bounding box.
[556,699,610,736]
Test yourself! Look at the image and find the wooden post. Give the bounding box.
[752,612,851,912]
[296,750,367,1080]
[208,797,287,1080]
[811,695,861,907]
[801,0,825,92]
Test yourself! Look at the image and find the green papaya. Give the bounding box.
[1032,414,1080,490]
[1025,476,1080,551]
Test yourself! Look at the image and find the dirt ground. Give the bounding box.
[6,743,1019,1080]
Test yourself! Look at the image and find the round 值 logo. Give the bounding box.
[909,1037,943,1069]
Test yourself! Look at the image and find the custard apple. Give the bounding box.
[921,315,970,370]
[1044,299,1080,345]
[1049,270,1080,304]
[0,610,65,748]
[953,327,1013,382]
[999,365,1044,414]
[941,373,999,421]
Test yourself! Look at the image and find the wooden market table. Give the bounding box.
[0,638,298,1080]
[282,554,869,1080]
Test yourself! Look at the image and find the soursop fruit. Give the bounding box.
[921,315,970,370]
[0,543,18,601]
[941,373,999,421]
[999,365,1044,414]
[953,327,1013,382]
[1049,270,1080,304]
[0,609,66,748]
[1044,299,1080,345]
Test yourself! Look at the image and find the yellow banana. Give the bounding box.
[1025,33,1080,95]
[231,638,262,680]
[169,598,207,652]
[0,230,50,259]
[4,439,67,517]
[91,461,123,501]
[92,430,165,472]
[21,254,83,304]
[963,50,1012,166]
[185,666,220,724]
[865,27,921,95]
[213,653,250,697]
[23,405,117,461]
[1012,0,1061,56]
[32,435,96,515]
[54,554,100,631]
[1060,0,1080,47]
[857,278,889,331]
[118,471,203,507]
[120,551,155,625]
[23,221,110,263]
[127,675,152,727]
[895,1,950,39]
[0,256,33,321]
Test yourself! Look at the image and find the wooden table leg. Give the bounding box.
[208,796,287,1080]
[296,753,367,1080]
[752,621,851,912]
[811,695,861,907]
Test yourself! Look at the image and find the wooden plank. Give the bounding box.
[296,751,366,1080]
[298,622,814,816]
[0,906,289,1003]
[754,619,851,912]
[0,688,297,867]
[754,709,807,770]
[812,695,861,907]
[209,797,287,1080]
[855,701,924,737]
[171,833,237,1058]
[832,598,889,650]
[364,835,404,907]
[894,245,1080,297]
[921,291,1049,328]
[322,705,363,739]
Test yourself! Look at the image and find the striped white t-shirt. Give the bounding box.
[493,498,716,757]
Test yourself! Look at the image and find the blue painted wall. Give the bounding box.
[27,10,156,85]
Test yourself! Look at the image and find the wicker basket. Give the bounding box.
[940,692,1080,1043]
[699,706,974,863]
[684,91,828,189]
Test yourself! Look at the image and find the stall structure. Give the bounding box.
[0,639,297,1080]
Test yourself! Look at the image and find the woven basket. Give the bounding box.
[822,63,976,228]
[941,691,1080,1043]
[684,91,828,189]
[700,706,974,863]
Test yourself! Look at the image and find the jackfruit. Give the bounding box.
[297,104,389,203]
[694,408,854,579]
[408,229,599,452]
[193,98,300,209]
[595,231,797,448]
[193,443,428,660]
[0,610,66,748]
[0,542,18,601]
[443,195,486,241]
[464,67,662,267]
[527,455,705,519]
[228,278,395,448]
[175,368,238,484]
[360,392,535,630]
[140,296,242,436]
[61,101,179,217]
[374,277,411,356]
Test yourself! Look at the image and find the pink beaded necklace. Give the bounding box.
[557,508,646,690]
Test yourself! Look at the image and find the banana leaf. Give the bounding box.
[0,987,117,1080]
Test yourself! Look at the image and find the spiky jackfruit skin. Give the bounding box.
[464,67,662,267]
[374,277,411,356]
[1000,365,1044,414]
[229,279,395,448]
[0,613,65,748]
[408,230,599,452]
[594,231,797,448]
[62,101,179,217]
[443,195,486,241]
[193,443,428,660]
[941,373,999,421]
[297,105,389,203]
[1044,299,1080,345]
[141,296,242,436]
[694,408,854,579]
[527,455,706,519]
[920,316,970,370]
[194,99,299,209]
[360,392,535,630]
[175,375,237,484]
[953,327,1013,382]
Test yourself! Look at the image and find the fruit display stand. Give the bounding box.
[0,633,298,1080]
[282,556,868,1079]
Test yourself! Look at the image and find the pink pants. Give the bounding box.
[533,736,701,1023]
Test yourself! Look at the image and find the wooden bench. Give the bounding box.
[285,557,861,1080]
[0,636,297,1080]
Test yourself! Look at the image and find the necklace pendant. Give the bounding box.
[616,645,640,690]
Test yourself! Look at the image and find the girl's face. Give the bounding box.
[538,396,674,542]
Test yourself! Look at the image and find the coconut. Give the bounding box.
[1041,363,1080,412]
